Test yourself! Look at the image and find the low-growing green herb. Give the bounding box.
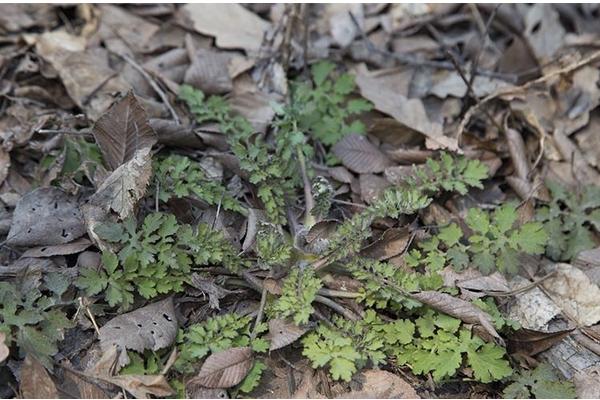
[154,154,245,214]
[536,180,600,261]
[0,274,73,370]
[77,213,242,309]
[503,363,576,399]
[271,268,322,325]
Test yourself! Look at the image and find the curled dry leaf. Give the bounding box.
[507,327,574,356]
[86,146,153,221]
[99,297,178,367]
[92,91,157,171]
[410,291,502,342]
[6,187,86,247]
[360,227,411,261]
[267,318,309,351]
[332,134,391,174]
[19,354,58,399]
[190,346,254,389]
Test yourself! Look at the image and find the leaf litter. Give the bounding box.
[1,3,600,400]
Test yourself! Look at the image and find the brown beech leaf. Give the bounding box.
[267,318,309,351]
[99,297,178,367]
[332,134,391,174]
[92,91,157,171]
[360,227,410,261]
[184,48,233,95]
[410,291,501,342]
[20,354,58,399]
[191,347,253,388]
[507,327,574,356]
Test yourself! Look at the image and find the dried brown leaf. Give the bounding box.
[7,187,86,247]
[20,354,58,399]
[332,134,391,174]
[99,297,178,367]
[336,369,419,399]
[104,374,174,399]
[267,318,309,351]
[86,146,153,221]
[354,64,457,151]
[190,347,253,389]
[184,48,233,95]
[410,291,501,342]
[22,237,92,258]
[327,166,354,184]
[358,173,390,204]
[360,227,410,261]
[507,327,573,356]
[505,128,530,181]
[181,4,270,54]
[92,91,157,171]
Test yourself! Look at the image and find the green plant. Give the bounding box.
[326,187,432,262]
[503,363,576,399]
[255,222,293,269]
[236,360,267,394]
[77,213,242,309]
[348,257,443,311]
[179,85,310,224]
[121,350,162,375]
[406,223,470,272]
[394,310,513,383]
[0,274,73,369]
[174,313,268,374]
[302,310,413,382]
[472,297,520,331]
[291,61,372,145]
[405,152,489,195]
[466,203,547,274]
[153,154,245,214]
[536,180,600,261]
[271,268,322,325]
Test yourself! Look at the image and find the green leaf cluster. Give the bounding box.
[536,180,600,261]
[394,310,513,383]
[466,204,547,274]
[255,222,293,269]
[0,274,73,369]
[121,350,162,375]
[326,187,432,261]
[174,313,268,374]
[348,257,443,311]
[403,204,547,275]
[180,84,309,224]
[77,213,242,309]
[153,154,245,214]
[271,268,322,325]
[472,297,520,331]
[290,61,373,145]
[302,310,413,382]
[405,152,489,195]
[503,363,576,399]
